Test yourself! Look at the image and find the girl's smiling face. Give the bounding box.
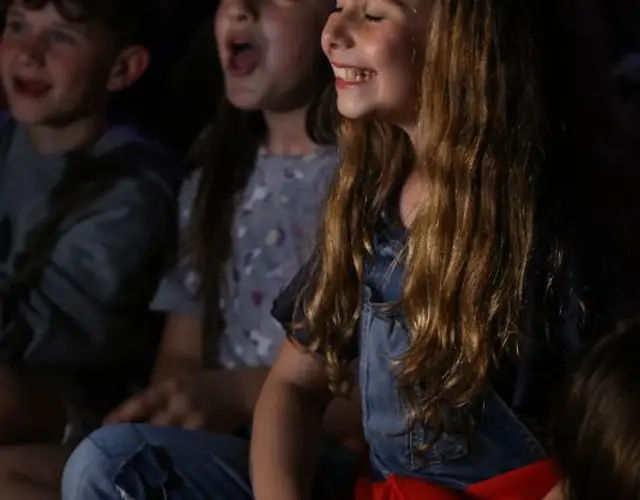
[321,0,431,130]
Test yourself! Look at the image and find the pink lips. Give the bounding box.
[335,78,366,90]
[13,76,52,98]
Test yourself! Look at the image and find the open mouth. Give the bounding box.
[13,76,52,98]
[225,37,261,77]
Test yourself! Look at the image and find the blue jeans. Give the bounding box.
[61,423,357,500]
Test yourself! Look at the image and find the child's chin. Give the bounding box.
[7,102,49,125]
[336,94,378,120]
[337,104,375,122]
[8,112,48,126]
[225,87,264,112]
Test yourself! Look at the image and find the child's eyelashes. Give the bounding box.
[2,20,77,46]
[331,7,385,21]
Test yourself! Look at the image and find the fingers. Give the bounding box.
[148,410,205,429]
[148,381,206,429]
[105,378,208,430]
[149,409,185,427]
[104,387,165,424]
[182,413,207,430]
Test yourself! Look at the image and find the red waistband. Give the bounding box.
[354,459,559,500]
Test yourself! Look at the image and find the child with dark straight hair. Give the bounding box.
[61,1,363,499]
[554,318,640,500]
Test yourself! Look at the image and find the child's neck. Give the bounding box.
[263,107,317,157]
[26,115,106,155]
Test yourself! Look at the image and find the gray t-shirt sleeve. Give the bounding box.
[150,172,202,316]
[21,174,176,368]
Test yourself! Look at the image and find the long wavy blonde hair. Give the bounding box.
[297,0,548,433]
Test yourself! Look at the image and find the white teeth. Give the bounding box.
[334,67,374,82]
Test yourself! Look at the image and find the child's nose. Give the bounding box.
[222,0,258,22]
[322,14,356,53]
[16,36,46,67]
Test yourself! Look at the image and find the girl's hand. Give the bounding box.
[103,373,246,433]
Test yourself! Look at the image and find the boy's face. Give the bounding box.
[0,1,148,126]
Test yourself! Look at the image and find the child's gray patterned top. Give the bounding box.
[151,145,337,368]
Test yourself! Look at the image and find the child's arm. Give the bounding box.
[251,340,333,500]
[151,313,203,382]
[110,312,363,448]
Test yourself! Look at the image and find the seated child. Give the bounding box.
[0,0,177,446]
[554,318,640,500]
[61,0,365,497]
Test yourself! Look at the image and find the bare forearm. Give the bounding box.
[152,356,201,383]
[151,314,203,383]
[251,381,327,500]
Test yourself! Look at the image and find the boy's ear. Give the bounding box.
[106,45,150,92]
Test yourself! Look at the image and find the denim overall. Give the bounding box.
[358,212,580,489]
[61,213,582,499]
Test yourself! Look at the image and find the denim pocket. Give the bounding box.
[360,297,470,477]
[407,424,470,468]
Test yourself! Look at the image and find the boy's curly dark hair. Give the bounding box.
[6,0,168,50]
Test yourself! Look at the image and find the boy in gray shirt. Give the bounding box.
[0,0,177,447]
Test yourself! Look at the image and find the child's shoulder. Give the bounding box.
[57,124,182,227]
[94,124,181,196]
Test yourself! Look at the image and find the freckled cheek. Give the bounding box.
[365,33,416,91]
[0,48,10,74]
[365,28,412,68]
[365,36,411,78]
[0,42,19,70]
[49,57,91,95]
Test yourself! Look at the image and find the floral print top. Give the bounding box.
[151,145,337,368]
